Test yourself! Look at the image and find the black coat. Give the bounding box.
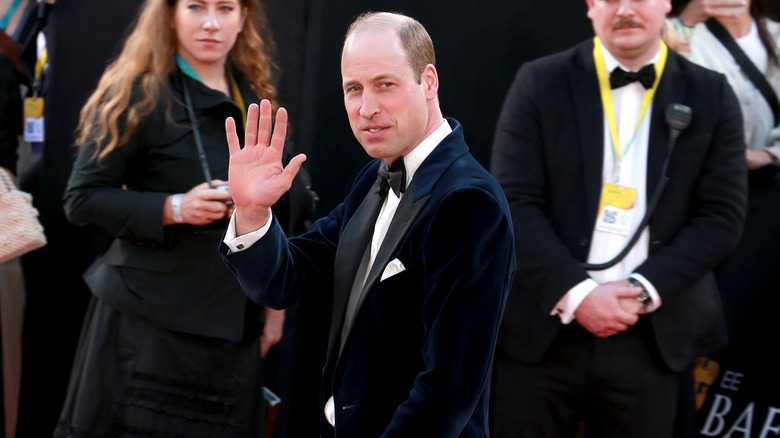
[491,40,747,372]
[0,55,22,174]
[64,68,314,341]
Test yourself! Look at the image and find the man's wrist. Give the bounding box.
[171,193,184,223]
[671,17,696,45]
[629,277,651,307]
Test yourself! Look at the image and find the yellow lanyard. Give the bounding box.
[33,46,46,92]
[593,37,667,180]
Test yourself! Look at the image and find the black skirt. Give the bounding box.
[54,296,264,438]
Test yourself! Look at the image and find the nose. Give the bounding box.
[358,90,379,119]
[616,0,635,15]
[203,10,220,29]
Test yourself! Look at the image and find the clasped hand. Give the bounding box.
[574,280,645,338]
[225,100,307,235]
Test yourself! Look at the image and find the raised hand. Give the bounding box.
[225,99,307,235]
[678,0,747,27]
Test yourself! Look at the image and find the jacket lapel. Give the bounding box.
[363,182,429,298]
[646,52,689,199]
[328,177,384,356]
[337,182,430,352]
[570,40,605,225]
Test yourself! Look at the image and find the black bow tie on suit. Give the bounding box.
[610,64,656,89]
[375,157,406,197]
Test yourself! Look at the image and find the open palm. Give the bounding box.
[225,100,307,230]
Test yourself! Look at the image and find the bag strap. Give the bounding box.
[706,18,780,125]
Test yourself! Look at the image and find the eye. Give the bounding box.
[187,4,202,11]
[380,82,394,88]
[219,5,235,12]
[345,85,362,94]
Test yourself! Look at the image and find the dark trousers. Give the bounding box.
[491,319,679,438]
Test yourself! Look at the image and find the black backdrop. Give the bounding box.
[16,1,780,437]
[13,1,593,437]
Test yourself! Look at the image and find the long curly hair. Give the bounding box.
[75,0,278,160]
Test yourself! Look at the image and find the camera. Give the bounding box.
[215,184,233,206]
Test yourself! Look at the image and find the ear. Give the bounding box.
[421,64,438,100]
[585,0,595,20]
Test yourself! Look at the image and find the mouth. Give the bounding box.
[362,126,387,134]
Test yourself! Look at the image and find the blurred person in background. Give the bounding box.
[52,0,313,436]
[489,0,747,436]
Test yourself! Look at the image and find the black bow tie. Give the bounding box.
[610,64,656,89]
[375,158,406,197]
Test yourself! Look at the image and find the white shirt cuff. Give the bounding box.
[222,211,272,253]
[324,396,336,426]
[629,273,662,312]
[551,278,599,324]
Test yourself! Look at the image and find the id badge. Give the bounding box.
[595,182,636,236]
[23,97,45,143]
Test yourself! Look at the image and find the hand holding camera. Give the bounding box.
[168,181,235,225]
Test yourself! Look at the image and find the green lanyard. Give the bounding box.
[0,0,21,29]
[175,53,246,125]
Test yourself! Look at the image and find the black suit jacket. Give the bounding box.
[221,119,516,437]
[490,39,747,372]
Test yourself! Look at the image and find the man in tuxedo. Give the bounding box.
[220,11,515,438]
[489,0,746,437]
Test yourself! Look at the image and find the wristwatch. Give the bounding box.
[629,277,651,306]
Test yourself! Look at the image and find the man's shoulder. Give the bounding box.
[525,39,591,68]
[511,39,593,85]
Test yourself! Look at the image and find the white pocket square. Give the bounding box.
[380,258,406,281]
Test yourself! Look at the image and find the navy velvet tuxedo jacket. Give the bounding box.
[490,40,747,372]
[221,119,516,437]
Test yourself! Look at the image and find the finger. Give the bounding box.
[269,106,289,154]
[617,312,639,326]
[616,285,642,298]
[257,99,273,147]
[244,102,259,148]
[281,153,308,185]
[225,116,240,155]
[260,340,270,358]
